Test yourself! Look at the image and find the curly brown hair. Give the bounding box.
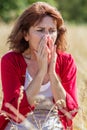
[8,2,67,53]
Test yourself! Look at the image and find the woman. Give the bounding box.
[0,2,78,130]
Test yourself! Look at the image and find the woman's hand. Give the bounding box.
[34,36,48,77]
[47,38,57,77]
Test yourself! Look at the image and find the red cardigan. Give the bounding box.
[0,51,78,130]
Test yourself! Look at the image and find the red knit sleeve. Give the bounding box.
[1,53,34,122]
[0,59,1,79]
[56,53,78,128]
[61,54,78,112]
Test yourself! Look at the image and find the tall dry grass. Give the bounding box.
[67,24,87,130]
[0,23,87,130]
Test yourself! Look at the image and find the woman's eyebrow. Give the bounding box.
[36,26,57,29]
[36,27,44,29]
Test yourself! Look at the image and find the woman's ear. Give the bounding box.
[23,31,29,41]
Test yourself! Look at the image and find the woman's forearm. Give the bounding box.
[50,72,66,108]
[25,70,44,105]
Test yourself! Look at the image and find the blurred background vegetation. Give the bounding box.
[0,0,87,130]
[0,0,87,23]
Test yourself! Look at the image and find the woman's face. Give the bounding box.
[25,16,58,51]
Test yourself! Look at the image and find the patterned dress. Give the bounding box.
[5,69,63,130]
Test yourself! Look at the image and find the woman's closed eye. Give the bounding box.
[37,29,44,32]
[36,28,57,34]
[49,29,57,33]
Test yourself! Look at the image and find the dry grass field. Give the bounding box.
[0,23,87,130]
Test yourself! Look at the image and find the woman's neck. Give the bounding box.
[23,49,37,61]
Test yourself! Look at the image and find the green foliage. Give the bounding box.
[57,0,87,23]
[0,0,56,23]
[0,0,27,22]
[0,0,87,23]
[27,0,57,6]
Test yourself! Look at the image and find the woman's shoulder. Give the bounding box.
[57,51,76,68]
[56,51,77,75]
[58,51,73,59]
[1,51,25,64]
[1,51,21,60]
[57,51,75,62]
[1,51,26,67]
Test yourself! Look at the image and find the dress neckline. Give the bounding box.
[26,69,50,92]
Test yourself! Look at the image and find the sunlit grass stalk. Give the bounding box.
[17,86,40,129]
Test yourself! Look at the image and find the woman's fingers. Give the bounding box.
[36,36,49,62]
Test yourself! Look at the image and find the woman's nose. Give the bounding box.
[44,33,52,41]
[44,30,50,35]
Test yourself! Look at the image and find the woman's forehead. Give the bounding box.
[34,16,57,28]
